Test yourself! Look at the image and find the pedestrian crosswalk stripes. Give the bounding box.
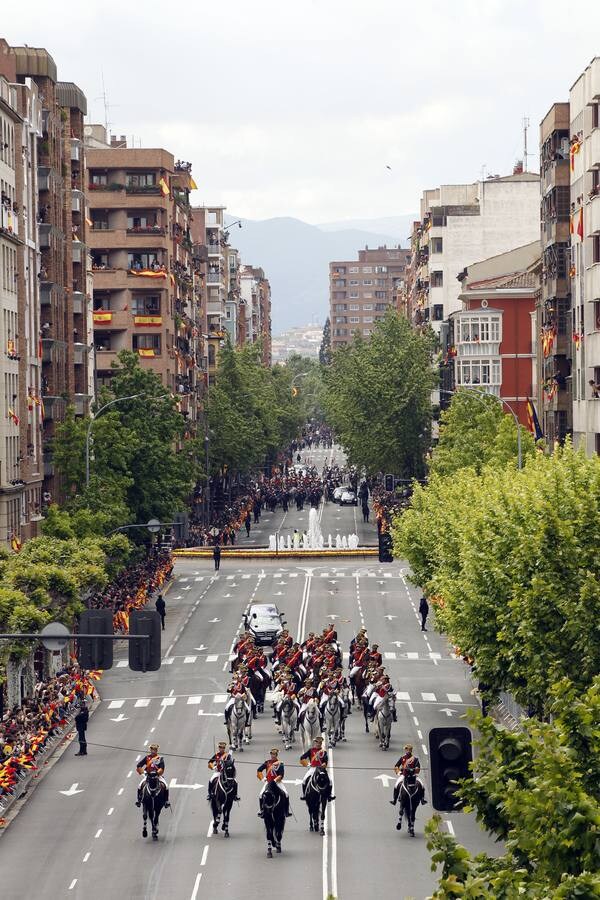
[101,690,467,712]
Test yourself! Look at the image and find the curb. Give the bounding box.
[0,698,100,833]
[173,548,379,559]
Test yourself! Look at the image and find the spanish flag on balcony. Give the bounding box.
[189,177,198,190]
[93,310,113,324]
[138,348,156,358]
[129,269,168,279]
[8,407,19,426]
[577,207,584,240]
[526,398,543,440]
[159,177,170,197]
[570,137,581,171]
[134,315,162,326]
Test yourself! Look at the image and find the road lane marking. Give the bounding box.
[200,845,209,866]
[69,879,77,890]
[447,693,463,703]
[163,658,174,665]
[116,660,128,668]
[134,699,150,707]
[206,654,218,662]
[446,820,455,835]
[191,872,202,900]
[406,652,419,659]
[187,696,203,704]
[397,691,411,701]
[83,852,90,862]
[107,807,114,815]
[184,656,197,664]
[422,692,437,702]
[384,652,396,660]
[127,771,133,778]
[108,700,125,709]
[118,788,124,795]
[95,829,102,838]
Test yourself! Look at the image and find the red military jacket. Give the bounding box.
[287,650,302,669]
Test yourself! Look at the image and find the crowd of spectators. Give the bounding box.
[0,667,99,806]
[88,550,173,633]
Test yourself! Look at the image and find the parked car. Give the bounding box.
[340,489,358,506]
[243,603,286,646]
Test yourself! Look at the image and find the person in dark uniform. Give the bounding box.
[213,543,221,572]
[135,743,170,807]
[155,593,166,630]
[419,596,429,631]
[74,701,89,756]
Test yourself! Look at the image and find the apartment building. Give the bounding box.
[569,58,600,454]
[225,245,241,345]
[86,130,201,423]
[450,242,540,428]
[190,205,226,383]
[240,265,272,365]
[406,174,540,338]
[329,246,409,349]
[538,102,572,445]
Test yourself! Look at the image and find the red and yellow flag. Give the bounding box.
[159,177,170,197]
[138,348,156,358]
[93,310,113,324]
[134,315,162,326]
[129,269,167,279]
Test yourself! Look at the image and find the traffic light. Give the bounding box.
[77,609,114,670]
[384,473,394,492]
[128,610,162,672]
[429,726,473,811]
[378,531,393,563]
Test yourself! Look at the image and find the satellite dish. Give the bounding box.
[84,125,93,136]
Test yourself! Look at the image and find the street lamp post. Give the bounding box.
[85,394,143,487]
[439,388,522,470]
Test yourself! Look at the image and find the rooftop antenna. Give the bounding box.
[94,70,118,140]
[523,116,530,172]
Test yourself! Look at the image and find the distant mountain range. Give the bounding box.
[226,215,416,333]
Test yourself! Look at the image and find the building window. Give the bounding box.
[432,304,444,321]
[375,266,387,273]
[349,267,358,273]
[362,267,372,274]
[593,102,599,130]
[91,212,109,230]
[594,236,600,265]
[349,304,359,310]
[363,317,373,323]
[375,291,386,299]
[132,294,160,315]
[132,334,161,353]
[89,172,107,186]
[363,329,371,335]
[126,172,156,187]
[349,280,359,285]
[349,317,359,323]
[349,292,359,299]
[128,252,162,271]
[363,279,373,285]
[431,270,444,287]
[457,358,501,385]
[333,303,347,312]
[431,237,443,253]
[363,304,373,310]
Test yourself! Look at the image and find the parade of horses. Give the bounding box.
[135,619,427,851]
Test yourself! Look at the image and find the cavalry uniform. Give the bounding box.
[369,646,383,667]
[300,743,335,801]
[390,747,427,805]
[322,626,337,644]
[224,680,252,723]
[257,751,291,817]
[349,644,369,678]
[207,745,235,798]
[136,747,170,806]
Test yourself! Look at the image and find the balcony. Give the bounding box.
[207,272,223,284]
[126,225,166,236]
[92,308,130,330]
[207,243,222,256]
[73,343,88,365]
[73,394,90,416]
[125,184,161,195]
[589,129,600,170]
[586,57,600,102]
[586,263,600,301]
[589,194,600,235]
[38,166,50,192]
[42,396,64,421]
[72,291,84,315]
[39,223,52,248]
[71,190,83,213]
[70,138,81,162]
[88,182,124,193]
[72,241,83,264]
[41,338,55,363]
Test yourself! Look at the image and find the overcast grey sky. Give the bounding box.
[4,1,600,222]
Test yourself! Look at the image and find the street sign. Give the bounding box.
[147,518,161,534]
[40,622,70,652]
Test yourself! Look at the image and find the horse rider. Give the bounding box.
[322,624,337,644]
[297,680,318,726]
[256,747,291,818]
[273,676,299,727]
[349,639,369,680]
[207,741,238,801]
[349,627,368,666]
[369,674,397,722]
[135,743,170,807]
[390,743,428,805]
[300,736,335,801]
[318,672,344,722]
[369,643,383,667]
[224,680,252,726]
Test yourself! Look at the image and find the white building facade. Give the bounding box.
[570,57,600,453]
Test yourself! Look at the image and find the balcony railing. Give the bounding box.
[126,225,166,235]
[73,343,88,365]
[88,182,124,192]
[72,291,84,315]
[125,184,161,195]
[207,243,222,255]
[207,272,223,283]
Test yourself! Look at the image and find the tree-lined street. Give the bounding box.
[1,478,494,900]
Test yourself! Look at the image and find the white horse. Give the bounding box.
[375,693,394,750]
[280,697,298,751]
[323,693,341,747]
[227,696,248,751]
[301,698,321,751]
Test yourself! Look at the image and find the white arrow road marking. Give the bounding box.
[282,779,303,786]
[182,586,192,591]
[169,778,203,790]
[384,614,397,620]
[439,708,457,717]
[390,641,406,647]
[110,713,128,722]
[194,645,207,652]
[327,614,340,619]
[373,774,395,788]
[209,618,221,623]
[179,577,189,582]
[223,594,232,598]
[173,595,183,600]
[60,783,84,796]
[198,710,221,717]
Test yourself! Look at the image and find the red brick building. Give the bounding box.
[449,242,540,427]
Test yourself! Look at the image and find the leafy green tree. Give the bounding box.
[426,679,600,897]
[430,390,536,477]
[323,310,436,476]
[319,317,332,366]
